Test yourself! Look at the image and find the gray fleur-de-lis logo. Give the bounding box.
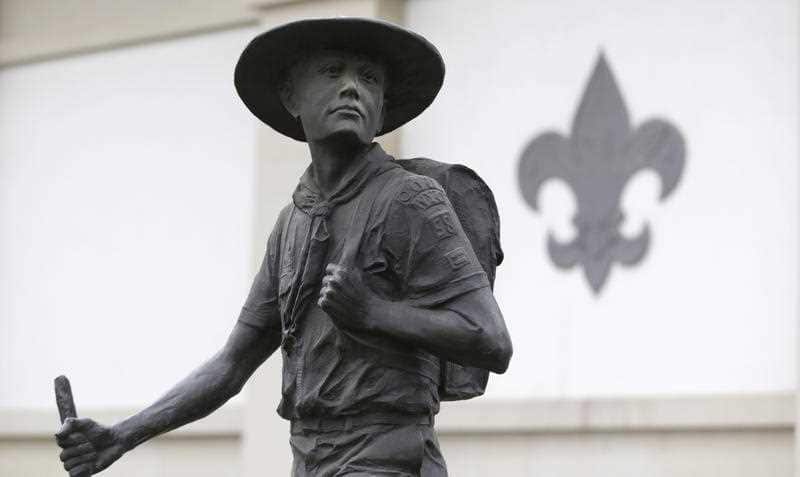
[518,53,686,294]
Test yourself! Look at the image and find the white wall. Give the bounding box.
[1,0,795,412]
[0,26,258,408]
[404,0,798,398]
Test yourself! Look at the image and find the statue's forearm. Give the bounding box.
[112,351,242,451]
[367,290,512,373]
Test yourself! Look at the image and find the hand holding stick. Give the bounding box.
[54,376,125,476]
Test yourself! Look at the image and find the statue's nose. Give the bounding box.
[338,73,360,100]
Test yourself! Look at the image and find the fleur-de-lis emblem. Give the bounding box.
[518,53,686,294]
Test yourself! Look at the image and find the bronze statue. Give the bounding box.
[55,18,512,477]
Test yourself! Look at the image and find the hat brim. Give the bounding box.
[234,17,445,142]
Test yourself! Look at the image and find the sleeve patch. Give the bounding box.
[428,209,457,239]
[445,247,470,270]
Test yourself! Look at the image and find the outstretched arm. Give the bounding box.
[57,207,288,476]
[114,322,280,449]
[55,322,280,476]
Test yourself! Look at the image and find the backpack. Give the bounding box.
[395,158,504,401]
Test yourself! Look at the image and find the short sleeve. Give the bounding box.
[238,211,284,332]
[381,175,490,307]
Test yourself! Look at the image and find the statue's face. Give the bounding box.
[281,50,387,144]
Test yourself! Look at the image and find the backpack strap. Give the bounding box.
[339,167,400,267]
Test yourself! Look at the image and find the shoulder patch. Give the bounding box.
[396,175,446,210]
[411,188,447,210]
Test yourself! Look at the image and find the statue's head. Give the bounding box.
[278,49,388,146]
[234,18,445,143]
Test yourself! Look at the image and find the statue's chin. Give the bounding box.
[315,129,372,149]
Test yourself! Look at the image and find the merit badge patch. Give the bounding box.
[429,210,457,239]
[445,247,470,270]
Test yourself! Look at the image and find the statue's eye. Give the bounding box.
[359,68,381,85]
[319,64,343,76]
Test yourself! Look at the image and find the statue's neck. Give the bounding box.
[307,137,372,198]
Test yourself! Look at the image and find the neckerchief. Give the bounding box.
[281,143,399,353]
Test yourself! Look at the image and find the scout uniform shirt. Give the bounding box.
[237,143,489,421]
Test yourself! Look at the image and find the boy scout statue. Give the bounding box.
[55,18,512,476]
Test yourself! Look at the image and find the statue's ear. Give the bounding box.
[278,81,300,119]
[376,96,387,134]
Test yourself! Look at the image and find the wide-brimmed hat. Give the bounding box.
[234,17,445,142]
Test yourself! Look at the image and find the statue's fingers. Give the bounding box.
[57,432,89,447]
[95,449,119,472]
[322,273,337,287]
[56,417,77,439]
[68,462,93,477]
[64,452,96,470]
[321,291,342,309]
[327,276,344,290]
[325,263,342,274]
[70,418,94,433]
[318,284,332,301]
[333,266,346,279]
[325,296,348,317]
[323,285,346,304]
[319,294,344,317]
[60,442,93,461]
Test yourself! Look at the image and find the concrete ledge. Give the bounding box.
[436,392,795,435]
[1,392,792,439]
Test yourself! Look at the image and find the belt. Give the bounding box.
[291,412,434,434]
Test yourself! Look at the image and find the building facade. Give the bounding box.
[0,0,797,475]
